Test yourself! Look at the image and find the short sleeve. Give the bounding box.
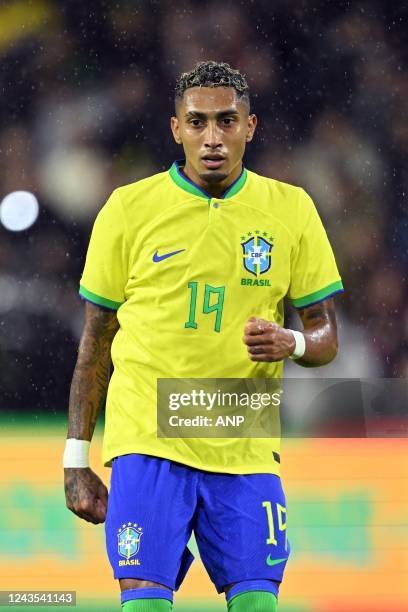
[288,189,344,308]
[79,190,129,310]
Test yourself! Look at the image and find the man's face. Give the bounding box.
[171,87,257,184]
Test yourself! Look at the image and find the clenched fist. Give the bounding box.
[64,467,108,524]
[243,316,296,362]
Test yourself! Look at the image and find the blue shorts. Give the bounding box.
[105,453,290,595]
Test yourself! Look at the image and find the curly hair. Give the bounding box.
[175,60,250,108]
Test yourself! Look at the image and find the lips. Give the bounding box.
[201,155,226,169]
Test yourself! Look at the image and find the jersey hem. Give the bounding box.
[79,284,123,310]
[103,446,281,476]
[290,279,344,308]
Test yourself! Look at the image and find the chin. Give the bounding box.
[199,171,228,184]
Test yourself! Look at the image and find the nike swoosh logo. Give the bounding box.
[152,249,185,263]
[266,555,287,567]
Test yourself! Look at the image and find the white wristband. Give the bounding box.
[63,438,90,468]
[289,330,306,359]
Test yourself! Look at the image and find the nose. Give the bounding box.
[203,122,222,149]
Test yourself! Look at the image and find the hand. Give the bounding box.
[64,467,108,524]
[243,316,296,362]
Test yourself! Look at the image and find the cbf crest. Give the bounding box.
[241,231,274,277]
[118,523,143,559]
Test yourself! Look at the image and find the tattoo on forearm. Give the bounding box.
[299,298,337,328]
[296,297,338,366]
[299,302,332,325]
[68,304,119,440]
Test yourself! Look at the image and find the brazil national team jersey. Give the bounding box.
[79,161,344,474]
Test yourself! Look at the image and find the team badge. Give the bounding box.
[118,523,143,559]
[241,231,274,277]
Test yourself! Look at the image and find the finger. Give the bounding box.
[80,502,105,524]
[247,345,268,355]
[80,512,100,524]
[75,497,103,521]
[249,353,282,362]
[78,494,106,523]
[248,353,271,361]
[94,497,107,522]
[244,319,267,335]
[69,505,100,524]
[245,318,278,335]
[84,514,102,525]
[98,483,109,505]
[243,334,273,346]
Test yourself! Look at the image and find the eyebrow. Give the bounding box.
[184,109,240,119]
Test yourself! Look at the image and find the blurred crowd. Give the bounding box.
[0,0,406,412]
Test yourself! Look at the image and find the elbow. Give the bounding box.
[326,336,339,364]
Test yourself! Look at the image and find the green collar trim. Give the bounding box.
[169,160,247,199]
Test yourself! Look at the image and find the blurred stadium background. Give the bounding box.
[0,1,406,610]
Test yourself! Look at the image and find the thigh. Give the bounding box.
[105,453,196,590]
[195,472,290,594]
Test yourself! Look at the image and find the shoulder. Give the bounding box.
[247,169,312,205]
[94,170,171,227]
[246,169,315,220]
[113,170,170,209]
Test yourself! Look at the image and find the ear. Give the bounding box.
[246,114,257,143]
[170,116,182,145]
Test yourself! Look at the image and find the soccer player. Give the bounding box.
[64,61,343,611]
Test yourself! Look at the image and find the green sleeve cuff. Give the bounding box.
[79,284,123,310]
[291,280,344,308]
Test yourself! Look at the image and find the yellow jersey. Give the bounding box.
[79,161,343,474]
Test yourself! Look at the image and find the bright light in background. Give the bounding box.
[0,191,39,232]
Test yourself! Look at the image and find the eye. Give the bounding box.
[190,119,203,127]
[222,117,233,126]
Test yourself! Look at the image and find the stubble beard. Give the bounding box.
[198,171,229,184]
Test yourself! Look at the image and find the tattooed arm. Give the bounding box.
[64,301,119,524]
[294,298,338,366]
[243,298,338,367]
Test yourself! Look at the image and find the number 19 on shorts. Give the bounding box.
[263,501,287,548]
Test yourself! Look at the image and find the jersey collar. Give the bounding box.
[169,160,247,200]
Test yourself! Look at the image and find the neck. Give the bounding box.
[182,160,243,198]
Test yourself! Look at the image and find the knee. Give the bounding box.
[120,579,171,592]
[119,580,174,610]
